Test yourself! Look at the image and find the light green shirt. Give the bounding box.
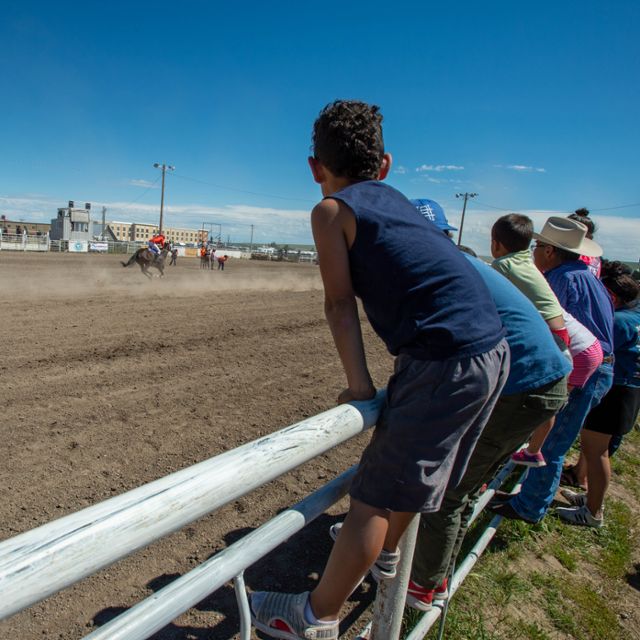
[492,250,563,320]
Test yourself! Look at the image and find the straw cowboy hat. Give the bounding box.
[533,216,603,258]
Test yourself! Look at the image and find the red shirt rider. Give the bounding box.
[151,233,166,249]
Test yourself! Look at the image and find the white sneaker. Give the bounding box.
[559,488,587,507]
[556,504,603,528]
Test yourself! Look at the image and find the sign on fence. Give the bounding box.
[68,241,88,253]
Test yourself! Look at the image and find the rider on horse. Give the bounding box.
[148,232,166,261]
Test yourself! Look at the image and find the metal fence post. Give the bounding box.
[370,514,420,640]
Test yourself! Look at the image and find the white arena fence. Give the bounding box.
[0,391,522,640]
[0,233,50,252]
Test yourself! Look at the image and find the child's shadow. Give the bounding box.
[626,562,640,592]
[92,513,376,639]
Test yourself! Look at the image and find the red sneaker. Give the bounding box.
[511,449,546,468]
[406,578,449,611]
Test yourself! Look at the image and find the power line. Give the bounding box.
[469,200,640,214]
[171,172,315,205]
[114,175,162,212]
[589,202,640,212]
[472,200,512,212]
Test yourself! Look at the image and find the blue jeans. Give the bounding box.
[510,361,613,523]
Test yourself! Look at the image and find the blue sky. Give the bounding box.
[1,1,639,258]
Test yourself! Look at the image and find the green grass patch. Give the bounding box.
[546,539,578,570]
[595,500,634,578]
[405,431,639,640]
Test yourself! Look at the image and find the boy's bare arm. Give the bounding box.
[311,199,376,403]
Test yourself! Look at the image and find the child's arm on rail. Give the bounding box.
[311,198,376,403]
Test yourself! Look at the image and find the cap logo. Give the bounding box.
[418,204,436,221]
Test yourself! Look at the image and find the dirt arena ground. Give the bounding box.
[0,251,394,640]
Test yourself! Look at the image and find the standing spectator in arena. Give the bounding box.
[199,245,209,269]
[490,216,614,524]
[569,208,601,277]
[169,248,178,266]
[217,255,228,271]
[408,252,569,611]
[558,265,640,527]
[209,247,216,270]
[249,100,509,640]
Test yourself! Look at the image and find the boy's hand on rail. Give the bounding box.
[337,386,377,405]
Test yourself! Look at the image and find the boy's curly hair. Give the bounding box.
[312,100,384,180]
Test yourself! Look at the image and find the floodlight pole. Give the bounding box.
[153,163,174,234]
[455,192,478,246]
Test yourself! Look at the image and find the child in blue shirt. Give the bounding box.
[558,264,640,527]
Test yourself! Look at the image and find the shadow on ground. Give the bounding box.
[626,563,640,592]
[92,513,376,639]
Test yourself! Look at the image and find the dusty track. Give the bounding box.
[0,252,393,639]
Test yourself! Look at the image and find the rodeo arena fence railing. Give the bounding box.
[0,391,525,640]
[0,233,316,262]
[0,233,155,255]
[0,232,51,252]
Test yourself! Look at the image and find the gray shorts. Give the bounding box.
[349,338,510,513]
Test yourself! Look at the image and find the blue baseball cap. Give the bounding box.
[410,198,457,232]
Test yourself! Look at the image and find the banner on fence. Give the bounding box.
[69,241,88,253]
[89,242,108,252]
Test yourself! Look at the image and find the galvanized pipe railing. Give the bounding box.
[0,388,528,640]
[0,392,385,620]
[83,468,358,640]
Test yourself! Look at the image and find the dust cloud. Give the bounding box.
[0,252,323,300]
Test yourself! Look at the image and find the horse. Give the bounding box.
[121,246,171,279]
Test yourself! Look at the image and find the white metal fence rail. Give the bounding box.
[0,232,50,252]
[0,389,522,639]
[0,393,383,622]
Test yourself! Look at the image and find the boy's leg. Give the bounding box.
[309,499,414,620]
[412,378,566,589]
[384,510,417,551]
[570,445,588,488]
[508,362,613,523]
[581,429,611,518]
[525,417,555,454]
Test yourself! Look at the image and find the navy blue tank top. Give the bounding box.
[330,181,505,360]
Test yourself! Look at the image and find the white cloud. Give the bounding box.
[394,165,408,175]
[128,179,158,188]
[416,164,465,172]
[411,175,463,185]
[443,207,640,262]
[2,195,638,259]
[503,165,547,173]
[0,195,314,245]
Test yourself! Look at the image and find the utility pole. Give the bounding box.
[455,192,478,246]
[153,163,174,234]
[249,224,254,252]
[101,206,107,240]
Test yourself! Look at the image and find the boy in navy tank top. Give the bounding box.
[249,100,510,640]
